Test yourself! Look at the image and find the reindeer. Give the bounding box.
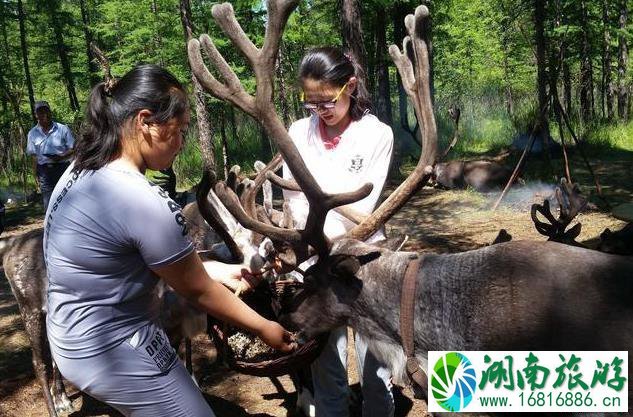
[531,178,587,247]
[430,107,514,192]
[186,3,633,415]
[0,229,75,417]
[531,180,633,256]
[599,223,633,256]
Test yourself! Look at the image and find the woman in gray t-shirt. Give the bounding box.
[44,64,295,417]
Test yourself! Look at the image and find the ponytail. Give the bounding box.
[299,47,372,121]
[73,64,188,173]
[73,82,119,172]
[345,55,373,120]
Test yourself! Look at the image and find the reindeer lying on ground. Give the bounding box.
[187,3,633,416]
[429,107,515,192]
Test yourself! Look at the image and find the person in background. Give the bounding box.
[26,101,75,209]
[283,47,395,417]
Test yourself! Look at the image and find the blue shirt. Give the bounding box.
[44,162,193,359]
[26,122,75,165]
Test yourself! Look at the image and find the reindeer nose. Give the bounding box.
[294,331,309,345]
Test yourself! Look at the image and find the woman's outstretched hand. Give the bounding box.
[202,261,261,294]
[257,320,297,353]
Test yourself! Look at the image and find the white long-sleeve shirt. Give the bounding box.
[282,113,394,243]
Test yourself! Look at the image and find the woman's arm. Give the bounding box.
[152,252,295,352]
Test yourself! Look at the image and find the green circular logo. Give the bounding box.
[431,352,477,412]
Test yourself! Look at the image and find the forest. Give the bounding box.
[0,0,632,197]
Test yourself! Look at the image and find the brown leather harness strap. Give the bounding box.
[400,255,428,394]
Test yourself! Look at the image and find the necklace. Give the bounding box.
[318,117,352,150]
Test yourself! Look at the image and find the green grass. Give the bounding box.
[583,120,633,153]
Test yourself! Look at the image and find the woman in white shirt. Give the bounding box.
[283,47,394,417]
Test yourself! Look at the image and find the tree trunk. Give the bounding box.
[374,5,392,126]
[228,106,239,146]
[179,0,215,168]
[17,0,35,119]
[276,42,291,127]
[563,61,572,115]
[292,90,302,121]
[549,0,572,182]
[579,0,593,123]
[151,0,165,67]
[603,0,614,121]
[427,3,435,105]
[220,106,229,179]
[260,125,273,161]
[502,43,514,115]
[534,0,549,137]
[79,0,99,86]
[618,0,628,119]
[340,0,370,107]
[0,75,29,196]
[47,1,80,111]
[1,5,12,75]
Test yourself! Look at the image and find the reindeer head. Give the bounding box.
[531,178,587,246]
[279,239,387,340]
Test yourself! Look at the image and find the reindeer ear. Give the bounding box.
[329,255,362,278]
[373,236,408,251]
[357,251,381,265]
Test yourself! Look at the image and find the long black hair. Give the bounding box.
[298,47,372,121]
[73,64,188,173]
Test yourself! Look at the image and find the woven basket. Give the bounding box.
[208,280,327,377]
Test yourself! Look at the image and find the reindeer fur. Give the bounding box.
[0,229,73,417]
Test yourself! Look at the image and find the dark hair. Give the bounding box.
[74,64,188,172]
[298,47,372,121]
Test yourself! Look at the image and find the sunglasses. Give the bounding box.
[301,82,349,111]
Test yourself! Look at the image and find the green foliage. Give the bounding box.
[584,120,633,153]
[173,128,204,189]
[2,0,633,194]
[436,98,517,158]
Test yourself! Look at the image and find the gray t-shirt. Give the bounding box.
[44,163,193,359]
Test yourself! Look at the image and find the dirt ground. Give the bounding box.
[1,153,630,417]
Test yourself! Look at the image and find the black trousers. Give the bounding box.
[37,162,70,210]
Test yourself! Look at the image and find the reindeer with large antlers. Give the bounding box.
[189,1,633,414]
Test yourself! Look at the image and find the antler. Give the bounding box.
[345,5,438,241]
[188,1,373,261]
[530,179,587,245]
[188,2,439,266]
[196,170,245,263]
